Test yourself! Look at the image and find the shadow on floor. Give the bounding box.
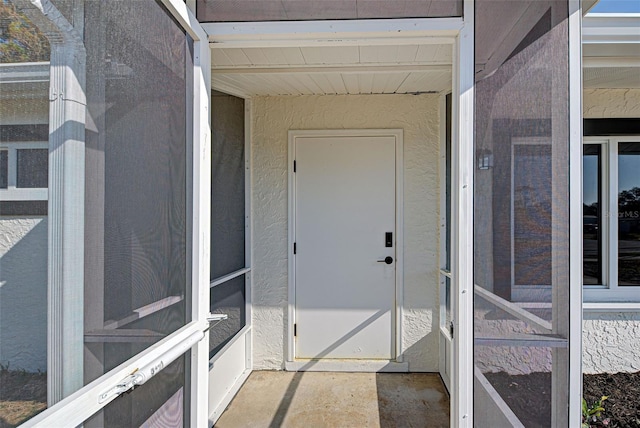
[215,371,450,428]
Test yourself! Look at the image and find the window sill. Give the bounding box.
[583,302,640,312]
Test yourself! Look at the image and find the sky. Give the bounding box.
[590,0,640,13]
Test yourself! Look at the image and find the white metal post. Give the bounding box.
[13,0,87,405]
[451,0,474,426]
[568,0,584,425]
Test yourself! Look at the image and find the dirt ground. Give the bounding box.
[584,372,640,428]
[0,369,47,428]
[485,371,640,428]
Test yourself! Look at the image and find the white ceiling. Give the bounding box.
[211,43,453,96]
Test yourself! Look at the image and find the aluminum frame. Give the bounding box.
[20,0,213,425]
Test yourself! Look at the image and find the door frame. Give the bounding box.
[286,129,404,367]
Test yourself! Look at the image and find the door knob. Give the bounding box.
[377,256,393,264]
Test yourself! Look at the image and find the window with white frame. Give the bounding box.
[583,137,640,301]
[0,141,48,215]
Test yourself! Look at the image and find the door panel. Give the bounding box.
[294,135,396,359]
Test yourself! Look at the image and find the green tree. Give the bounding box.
[0,1,50,63]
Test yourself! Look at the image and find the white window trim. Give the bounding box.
[583,136,640,303]
[0,141,48,201]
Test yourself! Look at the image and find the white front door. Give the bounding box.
[292,132,399,360]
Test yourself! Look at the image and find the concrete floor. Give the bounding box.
[215,371,450,428]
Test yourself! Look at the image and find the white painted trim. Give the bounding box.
[583,136,640,303]
[209,37,456,49]
[22,322,208,428]
[451,0,474,425]
[287,131,296,363]
[159,0,209,41]
[210,267,251,288]
[211,78,251,99]
[474,368,525,428]
[103,296,184,329]
[439,330,451,392]
[439,94,448,275]
[583,302,640,311]
[207,327,251,426]
[474,285,552,333]
[284,359,409,372]
[395,129,405,362]
[438,92,452,389]
[208,325,252,365]
[287,128,404,365]
[203,17,463,43]
[245,98,253,338]
[568,3,584,426]
[0,61,49,84]
[610,139,620,291]
[582,13,640,44]
[208,368,251,427]
[0,188,48,201]
[188,3,212,424]
[212,64,452,74]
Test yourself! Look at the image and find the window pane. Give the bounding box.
[474,1,570,425]
[211,92,246,280]
[84,354,187,428]
[210,275,246,358]
[16,149,48,188]
[83,0,192,383]
[0,2,50,425]
[618,142,640,286]
[445,93,452,271]
[196,0,462,22]
[0,150,7,188]
[583,144,602,285]
[513,144,552,287]
[444,275,451,328]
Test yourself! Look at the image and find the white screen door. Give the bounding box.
[293,133,397,360]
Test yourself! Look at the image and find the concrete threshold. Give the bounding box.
[214,371,450,427]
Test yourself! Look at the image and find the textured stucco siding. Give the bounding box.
[251,94,440,371]
[584,88,640,118]
[0,217,48,372]
[582,88,640,374]
[583,312,640,374]
[474,308,552,375]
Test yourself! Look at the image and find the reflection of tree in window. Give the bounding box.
[0,1,50,63]
[618,142,640,285]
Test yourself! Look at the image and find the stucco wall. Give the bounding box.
[251,94,440,371]
[583,311,640,374]
[584,88,640,118]
[582,88,640,374]
[0,217,48,372]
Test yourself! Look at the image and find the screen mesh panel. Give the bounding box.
[474,1,571,425]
